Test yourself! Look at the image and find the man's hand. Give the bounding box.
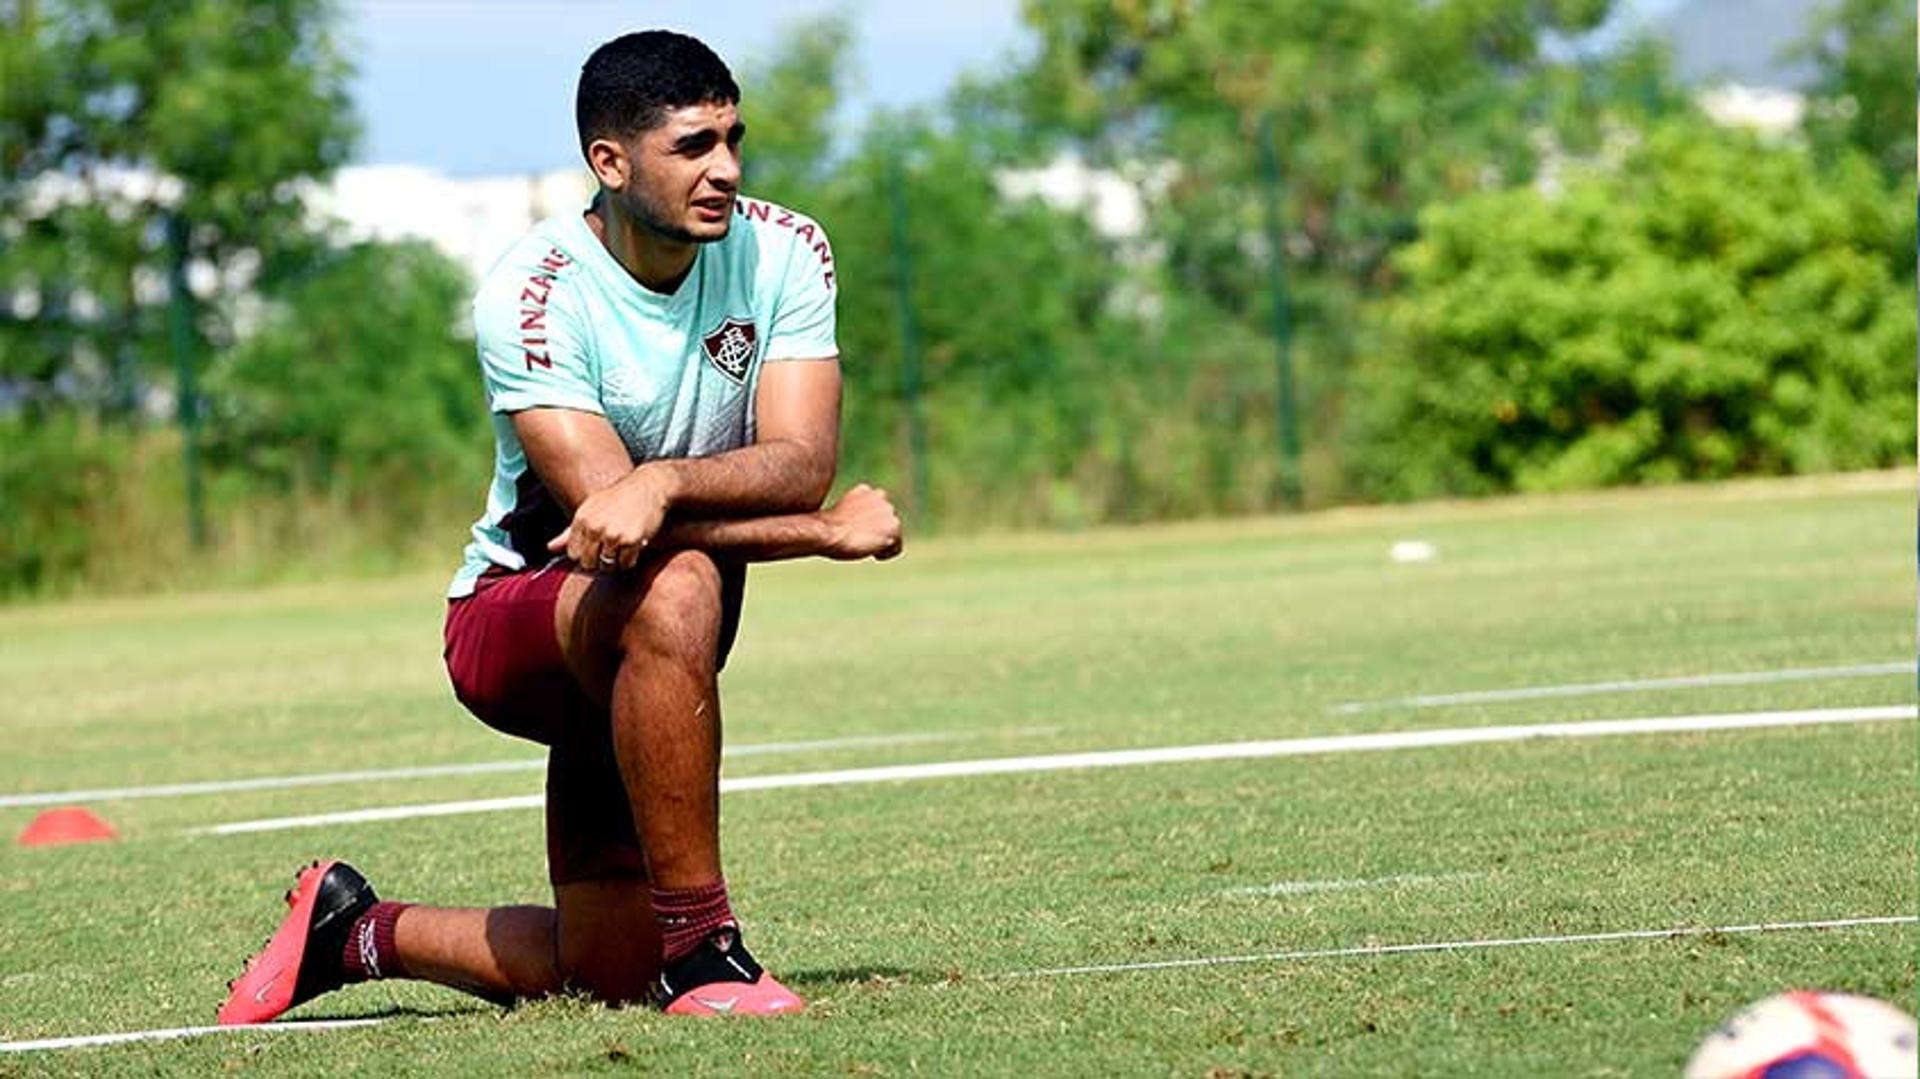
[547,464,676,571]
[819,484,904,561]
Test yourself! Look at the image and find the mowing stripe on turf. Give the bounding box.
[1333,660,1915,714]
[0,1018,388,1054]
[0,728,1055,809]
[992,915,1920,979]
[198,704,1915,836]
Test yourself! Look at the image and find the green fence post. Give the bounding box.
[1259,110,1303,510]
[165,212,207,549]
[886,142,932,527]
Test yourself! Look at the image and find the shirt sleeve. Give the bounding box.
[763,217,838,361]
[472,256,602,415]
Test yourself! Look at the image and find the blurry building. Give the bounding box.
[308,166,594,284]
[993,156,1151,239]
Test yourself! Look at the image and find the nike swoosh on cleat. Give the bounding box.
[692,995,739,1013]
[252,972,282,1004]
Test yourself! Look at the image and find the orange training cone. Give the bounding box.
[16,807,117,847]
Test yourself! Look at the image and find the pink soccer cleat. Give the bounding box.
[217,860,376,1025]
[656,926,805,1016]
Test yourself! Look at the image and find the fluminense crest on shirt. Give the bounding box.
[701,317,757,384]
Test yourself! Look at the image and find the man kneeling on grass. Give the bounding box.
[218,29,901,1023]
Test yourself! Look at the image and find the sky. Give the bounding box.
[345,0,1693,177]
[344,0,1028,176]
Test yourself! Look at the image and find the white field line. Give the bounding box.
[11,916,1914,1054]
[1223,871,1485,897]
[1334,661,1916,715]
[0,1018,388,1055]
[0,728,1054,810]
[992,915,1920,979]
[199,704,1916,837]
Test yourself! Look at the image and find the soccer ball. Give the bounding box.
[1685,991,1918,1079]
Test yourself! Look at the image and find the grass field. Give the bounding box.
[1,473,1914,1076]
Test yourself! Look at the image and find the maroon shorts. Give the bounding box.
[443,560,746,885]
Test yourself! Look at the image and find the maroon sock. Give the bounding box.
[340,901,411,983]
[651,880,735,965]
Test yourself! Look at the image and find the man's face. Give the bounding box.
[605,101,744,245]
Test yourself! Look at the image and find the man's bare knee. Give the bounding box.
[556,951,654,1006]
[618,550,723,668]
[554,880,659,1005]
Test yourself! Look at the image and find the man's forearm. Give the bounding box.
[646,439,834,518]
[652,510,833,563]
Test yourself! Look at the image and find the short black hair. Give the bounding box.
[576,30,740,154]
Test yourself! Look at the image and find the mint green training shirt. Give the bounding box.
[449,196,839,598]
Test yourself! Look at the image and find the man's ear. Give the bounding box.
[585,136,631,191]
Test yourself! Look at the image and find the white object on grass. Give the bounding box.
[1389,540,1437,564]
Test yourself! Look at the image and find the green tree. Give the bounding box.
[1344,121,1915,499]
[736,13,854,207]
[1012,1,1687,293]
[1005,0,1685,505]
[0,0,498,593]
[1790,0,1916,182]
[205,241,485,505]
[819,114,1127,523]
[1,0,358,414]
[735,16,1145,525]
